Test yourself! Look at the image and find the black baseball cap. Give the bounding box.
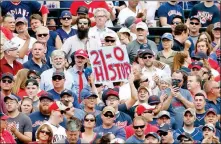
[148,95,160,105]
[77,6,88,15]
[39,92,54,101]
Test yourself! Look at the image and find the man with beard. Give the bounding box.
[174,108,203,141]
[56,11,77,43]
[40,50,74,91]
[126,116,146,143]
[61,17,98,63]
[126,22,157,63]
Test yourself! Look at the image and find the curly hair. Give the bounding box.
[195,39,212,56]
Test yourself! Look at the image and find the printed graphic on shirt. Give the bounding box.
[197,11,213,25]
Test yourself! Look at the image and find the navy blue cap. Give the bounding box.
[189,61,203,70]
[39,92,54,101]
[4,94,18,103]
[27,70,41,77]
[190,15,200,23]
[140,43,150,49]
[206,108,217,115]
[148,95,160,105]
[52,71,65,77]
[145,132,161,141]
[161,33,173,41]
[80,88,98,99]
[157,124,172,133]
[60,89,73,97]
[141,49,154,57]
[1,72,14,81]
[60,10,72,18]
[192,52,208,59]
[177,132,193,141]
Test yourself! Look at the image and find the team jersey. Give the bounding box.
[194,112,206,127]
[56,28,77,43]
[175,127,203,141]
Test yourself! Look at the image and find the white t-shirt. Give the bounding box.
[11,36,37,64]
[44,121,66,143]
[118,7,138,25]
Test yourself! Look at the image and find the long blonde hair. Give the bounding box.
[172,52,188,72]
[12,69,29,94]
[36,124,53,144]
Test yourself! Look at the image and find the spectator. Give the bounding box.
[173,24,189,51]
[47,72,79,108]
[11,17,36,64]
[94,106,126,140]
[156,33,178,69]
[118,0,141,25]
[98,133,116,143]
[80,88,101,117]
[31,124,53,144]
[161,70,194,129]
[23,41,50,73]
[11,68,29,98]
[177,132,195,144]
[27,70,41,85]
[136,86,150,106]
[157,124,178,144]
[0,112,16,143]
[158,1,184,27]
[189,61,203,76]
[1,0,49,26]
[71,6,89,29]
[103,31,118,46]
[24,79,40,111]
[2,14,15,35]
[56,11,77,43]
[204,80,220,115]
[157,111,175,130]
[30,14,62,49]
[193,93,207,127]
[88,8,120,46]
[126,116,146,143]
[187,74,202,97]
[62,17,98,63]
[124,16,142,39]
[40,50,74,91]
[19,97,34,115]
[188,1,220,27]
[4,95,32,144]
[0,40,23,76]
[172,52,191,73]
[81,114,101,143]
[118,27,133,45]
[211,22,220,63]
[198,66,213,84]
[145,132,161,143]
[201,123,220,144]
[186,16,201,46]
[126,22,157,63]
[44,101,67,143]
[174,108,203,141]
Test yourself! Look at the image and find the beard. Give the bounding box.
[77,27,89,40]
[39,105,50,115]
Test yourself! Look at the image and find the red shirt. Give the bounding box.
[0,129,16,143]
[0,57,23,77]
[70,0,111,26]
[125,123,159,138]
[17,89,47,99]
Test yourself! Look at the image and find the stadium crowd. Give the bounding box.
[0,0,220,144]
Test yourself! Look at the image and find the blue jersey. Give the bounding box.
[95,111,132,129]
[175,127,203,141]
[158,2,184,25]
[126,135,145,143]
[1,1,42,24]
[23,58,50,73]
[194,112,206,127]
[60,1,73,8]
[56,28,77,43]
[205,99,221,115]
[29,111,67,141]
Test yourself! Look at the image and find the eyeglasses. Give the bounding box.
[2,79,13,84]
[62,17,71,20]
[84,118,95,122]
[143,55,153,59]
[133,125,145,129]
[190,22,200,25]
[40,130,51,135]
[37,34,48,37]
[172,21,181,25]
[5,101,16,105]
[144,110,153,114]
[105,39,116,43]
[78,22,88,25]
[52,76,63,81]
[103,113,114,118]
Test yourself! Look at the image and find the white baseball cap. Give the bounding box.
[104,31,116,39]
[136,22,148,31]
[3,40,20,51]
[119,27,131,35]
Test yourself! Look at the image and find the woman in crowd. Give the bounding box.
[81,114,100,144]
[118,27,133,45]
[172,52,191,73]
[12,68,29,98]
[156,33,177,69]
[19,97,34,115]
[30,124,53,144]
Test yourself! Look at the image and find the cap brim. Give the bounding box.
[60,92,72,97]
[1,76,13,80]
[145,133,157,139]
[77,12,87,15]
[4,96,18,103]
[103,110,114,115]
[159,114,170,119]
[157,130,168,134]
[206,110,216,115]
[191,65,201,70]
[15,21,25,24]
[39,96,54,101]
[75,54,87,58]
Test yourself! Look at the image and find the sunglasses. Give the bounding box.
[105,39,116,43]
[190,22,200,25]
[172,21,181,25]
[52,76,63,81]
[103,113,114,118]
[192,57,202,61]
[2,79,12,83]
[40,130,51,135]
[37,34,48,37]
[133,125,145,129]
[84,118,95,122]
[28,76,40,79]
[62,17,71,20]
[78,22,88,25]
[143,55,153,59]
[144,110,153,114]
[158,132,168,137]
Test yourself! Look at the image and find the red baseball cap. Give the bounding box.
[136,104,154,116]
[75,49,88,58]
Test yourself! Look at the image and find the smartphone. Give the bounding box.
[172,79,180,88]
